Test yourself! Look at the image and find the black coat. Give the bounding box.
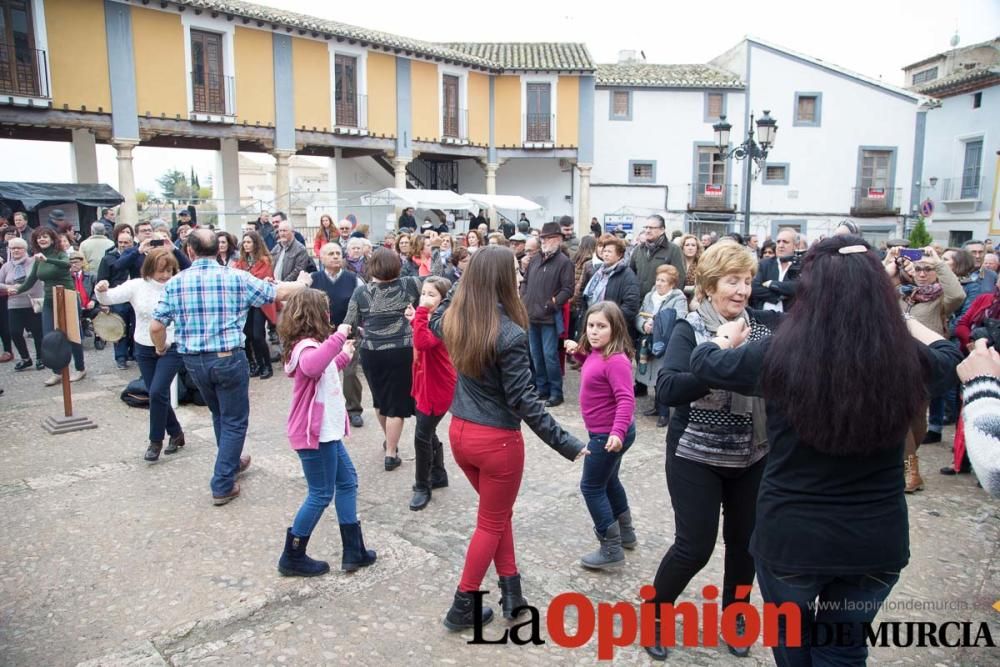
[751,257,799,310]
[521,250,574,325]
[586,264,641,337]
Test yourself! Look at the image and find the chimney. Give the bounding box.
[618,49,637,64]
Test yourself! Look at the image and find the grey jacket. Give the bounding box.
[0,257,43,309]
[269,239,315,281]
[429,299,585,461]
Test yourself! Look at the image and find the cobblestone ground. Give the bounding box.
[1,343,998,666]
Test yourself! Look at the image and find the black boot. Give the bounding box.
[409,483,431,511]
[277,527,330,577]
[443,589,494,631]
[430,436,449,488]
[725,613,752,657]
[248,361,260,378]
[339,522,377,572]
[258,364,274,380]
[498,574,529,620]
[644,619,669,661]
[164,432,186,455]
[144,440,163,462]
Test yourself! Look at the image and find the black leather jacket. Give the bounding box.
[430,299,584,461]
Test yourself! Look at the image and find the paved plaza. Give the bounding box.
[0,347,998,666]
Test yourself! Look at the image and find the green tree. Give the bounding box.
[908,216,933,248]
[156,169,188,200]
[190,167,201,204]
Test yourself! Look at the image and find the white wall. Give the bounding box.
[494,158,574,224]
[921,85,1000,241]
[745,44,920,217]
[592,87,747,212]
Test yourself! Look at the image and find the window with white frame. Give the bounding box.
[330,45,368,131]
[705,92,724,120]
[526,82,552,142]
[611,90,631,120]
[961,139,983,199]
[182,13,235,119]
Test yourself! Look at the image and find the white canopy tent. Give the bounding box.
[461,193,542,212]
[359,187,477,211]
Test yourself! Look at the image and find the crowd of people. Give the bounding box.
[1,203,999,665]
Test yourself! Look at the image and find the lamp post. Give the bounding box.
[712,110,778,238]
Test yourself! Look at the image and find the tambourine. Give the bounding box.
[92,312,126,342]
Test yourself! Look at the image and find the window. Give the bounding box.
[911,67,938,85]
[961,140,983,199]
[442,74,460,138]
[610,90,631,120]
[190,29,226,115]
[526,83,552,142]
[793,92,822,126]
[334,54,358,127]
[693,145,728,208]
[698,147,726,186]
[861,150,892,191]
[762,163,790,185]
[0,0,43,97]
[705,92,724,120]
[973,92,982,109]
[629,160,655,183]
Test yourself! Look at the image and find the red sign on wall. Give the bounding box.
[704,184,723,197]
[867,187,886,199]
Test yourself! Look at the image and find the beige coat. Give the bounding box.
[899,261,965,336]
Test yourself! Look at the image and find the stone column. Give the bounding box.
[71,129,99,184]
[216,137,241,233]
[485,162,498,224]
[113,140,139,228]
[391,156,410,191]
[577,163,592,237]
[272,149,294,214]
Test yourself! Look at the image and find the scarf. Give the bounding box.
[11,257,27,283]
[345,256,366,275]
[649,288,669,313]
[687,301,768,448]
[898,282,944,305]
[584,259,622,304]
[72,272,91,309]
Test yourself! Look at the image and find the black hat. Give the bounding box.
[40,330,72,371]
[178,209,191,217]
[539,222,562,238]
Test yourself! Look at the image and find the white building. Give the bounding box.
[905,37,1000,245]
[588,39,928,247]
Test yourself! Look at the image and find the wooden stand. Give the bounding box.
[42,286,97,435]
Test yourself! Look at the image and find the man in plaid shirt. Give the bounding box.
[151,229,311,505]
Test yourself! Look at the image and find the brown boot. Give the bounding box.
[904,454,924,493]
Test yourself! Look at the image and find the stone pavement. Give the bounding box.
[0,346,997,666]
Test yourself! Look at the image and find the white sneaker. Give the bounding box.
[44,374,62,387]
[69,370,86,383]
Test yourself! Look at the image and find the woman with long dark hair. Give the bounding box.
[216,231,239,267]
[233,231,276,378]
[647,240,777,660]
[313,213,336,257]
[431,246,586,630]
[688,236,961,666]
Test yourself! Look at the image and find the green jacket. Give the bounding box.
[16,248,73,308]
[630,234,686,296]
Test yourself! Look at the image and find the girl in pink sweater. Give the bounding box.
[564,301,637,570]
[276,289,376,577]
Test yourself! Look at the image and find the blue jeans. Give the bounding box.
[42,301,84,372]
[133,342,184,442]
[756,560,900,667]
[528,322,562,400]
[111,303,135,362]
[292,440,359,536]
[182,350,250,496]
[580,423,636,533]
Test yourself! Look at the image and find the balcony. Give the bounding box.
[938,176,983,214]
[442,107,468,144]
[0,43,50,103]
[524,112,555,146]
[190,72,235,120]
[688,183,736,212]
[334,94,368,135]
[850,187,901,217]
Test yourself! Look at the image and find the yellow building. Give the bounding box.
[0,0,596,232]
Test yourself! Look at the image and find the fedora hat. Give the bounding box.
[539,222,562,238]
[40,330,72,371]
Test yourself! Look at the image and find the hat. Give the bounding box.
[48,209,66,222]
[40,330,72,371]
[612,229,628,238]
[539,222,562,238]
[886,238,910,248]
[68,250,85,260]
[510,233,527,242]
[421,220,435,231]
[177,209,191,217]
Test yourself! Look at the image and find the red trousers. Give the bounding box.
[449,417,525,592]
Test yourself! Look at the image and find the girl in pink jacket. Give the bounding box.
[277,289,376,577]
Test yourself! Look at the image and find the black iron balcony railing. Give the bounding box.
[443,107,468,141]
[525,112,554,143]
[689,182,736,212]
[190,71,235,116]
[335,93,368,131]
[0,43,49,99]
[850,186,901,217]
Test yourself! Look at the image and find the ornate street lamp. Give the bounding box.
[712,110,779,237]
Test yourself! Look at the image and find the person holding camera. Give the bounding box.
[750,227,801,311]
[885,245,965,492]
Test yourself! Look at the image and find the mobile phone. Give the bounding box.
[899,248,923,262]
[150,239,165,247]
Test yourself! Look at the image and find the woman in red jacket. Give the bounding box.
[234,231,278,379]
[404,276,456,510]
[313,214,337,257]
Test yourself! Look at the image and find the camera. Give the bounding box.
[970,318,1000,348]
